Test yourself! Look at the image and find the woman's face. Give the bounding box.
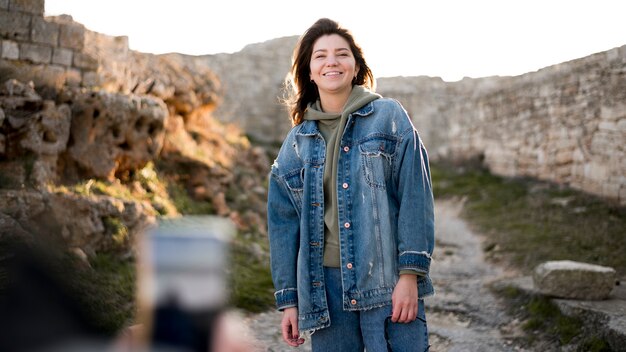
[309,34,359,97]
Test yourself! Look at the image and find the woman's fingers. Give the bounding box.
[281,308,305,346]
[391,274,419,323]
[393,300,417,323]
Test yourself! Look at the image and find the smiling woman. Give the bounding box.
[268,18,435,351]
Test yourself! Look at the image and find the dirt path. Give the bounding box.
[243,199,527,351]
[427,199,526,352]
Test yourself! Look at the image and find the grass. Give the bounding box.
[492,284,607,349]
[71,253,137,334]
[228,238,275,312]
[165,180,213,215]
[0,238,136,336]
[431,159,626,276]
[432,158,623,350]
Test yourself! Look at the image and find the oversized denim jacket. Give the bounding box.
[267,98,435,333]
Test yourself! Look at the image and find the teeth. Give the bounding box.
[324,72,341,76]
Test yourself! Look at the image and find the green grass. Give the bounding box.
[523,296,581,344]
[0,239,136,336]
[493,284,587,347]
[431,159,626,276]
[434,159,622,350]
[228,238,275,312]
[165,180,214,215]
[72,253,137,334]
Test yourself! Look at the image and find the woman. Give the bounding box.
[267,18,434,351]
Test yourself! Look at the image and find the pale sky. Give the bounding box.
[45,0,625,82]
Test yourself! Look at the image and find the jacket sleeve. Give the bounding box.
[267,165,300,310]
[394,119,435,276]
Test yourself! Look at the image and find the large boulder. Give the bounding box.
[67,89,168,179]
[533,260,617,300]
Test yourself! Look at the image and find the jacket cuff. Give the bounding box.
[398,251,431,275]
[399,269,425,277]
[274,288,298,311]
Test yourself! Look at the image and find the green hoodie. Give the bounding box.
[304,86,381,267]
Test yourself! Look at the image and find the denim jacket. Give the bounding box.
[267,98,435,333]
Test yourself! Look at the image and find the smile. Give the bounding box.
[323,71,342,76]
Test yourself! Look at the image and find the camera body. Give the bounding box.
[138,216,234,352]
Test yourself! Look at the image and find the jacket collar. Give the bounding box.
[296,101,376,136]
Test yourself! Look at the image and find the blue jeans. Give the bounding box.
[311,267,429,352]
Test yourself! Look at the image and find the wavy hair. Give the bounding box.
[284,18,375,126]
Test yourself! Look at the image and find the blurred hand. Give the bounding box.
[281,307,305,347]
[391,274,418,323]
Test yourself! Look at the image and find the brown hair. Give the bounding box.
[285,18,375,126]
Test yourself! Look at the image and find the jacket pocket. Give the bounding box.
[359,136,397,189]
[284,168,304,209]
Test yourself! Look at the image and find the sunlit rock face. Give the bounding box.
[67,90,167,180]
[0,3,269,256]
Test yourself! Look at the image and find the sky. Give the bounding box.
[45,0,625,82]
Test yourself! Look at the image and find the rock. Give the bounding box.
[68,90,168,179]
[69,247,91,269]
[212,192,230,216]
[19,100,71,156]
[533,260,616,300]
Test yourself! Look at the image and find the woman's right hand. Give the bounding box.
[281,307,305,347]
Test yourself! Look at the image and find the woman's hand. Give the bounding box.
[281,307,305,347]
[391,274,418,323]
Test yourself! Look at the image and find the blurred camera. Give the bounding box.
[137,216,234,352]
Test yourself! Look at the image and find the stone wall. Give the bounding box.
[0,0,98,92]
[377,46,626,204]
[196,36,298,145]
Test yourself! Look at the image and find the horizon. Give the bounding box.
[45,0,626,82]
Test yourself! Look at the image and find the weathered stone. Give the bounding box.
[19,42,51,64]
[51,47,72,66]
[199,36,296,144]
[19,100,71,155]
[82,71,100,87]
[73,51,98,70]
[0,211,33,239]
[64,67,81,86]
[59,21,85,50]
[0,0,8,9]
[8,0,43,15]
[68,91,167,179]
[0,189,46,221]
[0,9,31,41]
[533,260,616,300]
[1,39,19,59]
[31,17,59,46]
[22,64,66,90]
[45,192,156,254]
[212,192,230,216]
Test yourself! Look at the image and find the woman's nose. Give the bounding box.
[326,55,338,65]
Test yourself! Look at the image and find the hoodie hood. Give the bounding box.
[304,85,380,121]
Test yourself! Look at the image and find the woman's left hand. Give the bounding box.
[391,274,418,323]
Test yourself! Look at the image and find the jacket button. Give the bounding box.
[342,183,349,189]
[344,222,350,229]
[346,263,353,269]
[343,146,350,152]
[350,299,357,305]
